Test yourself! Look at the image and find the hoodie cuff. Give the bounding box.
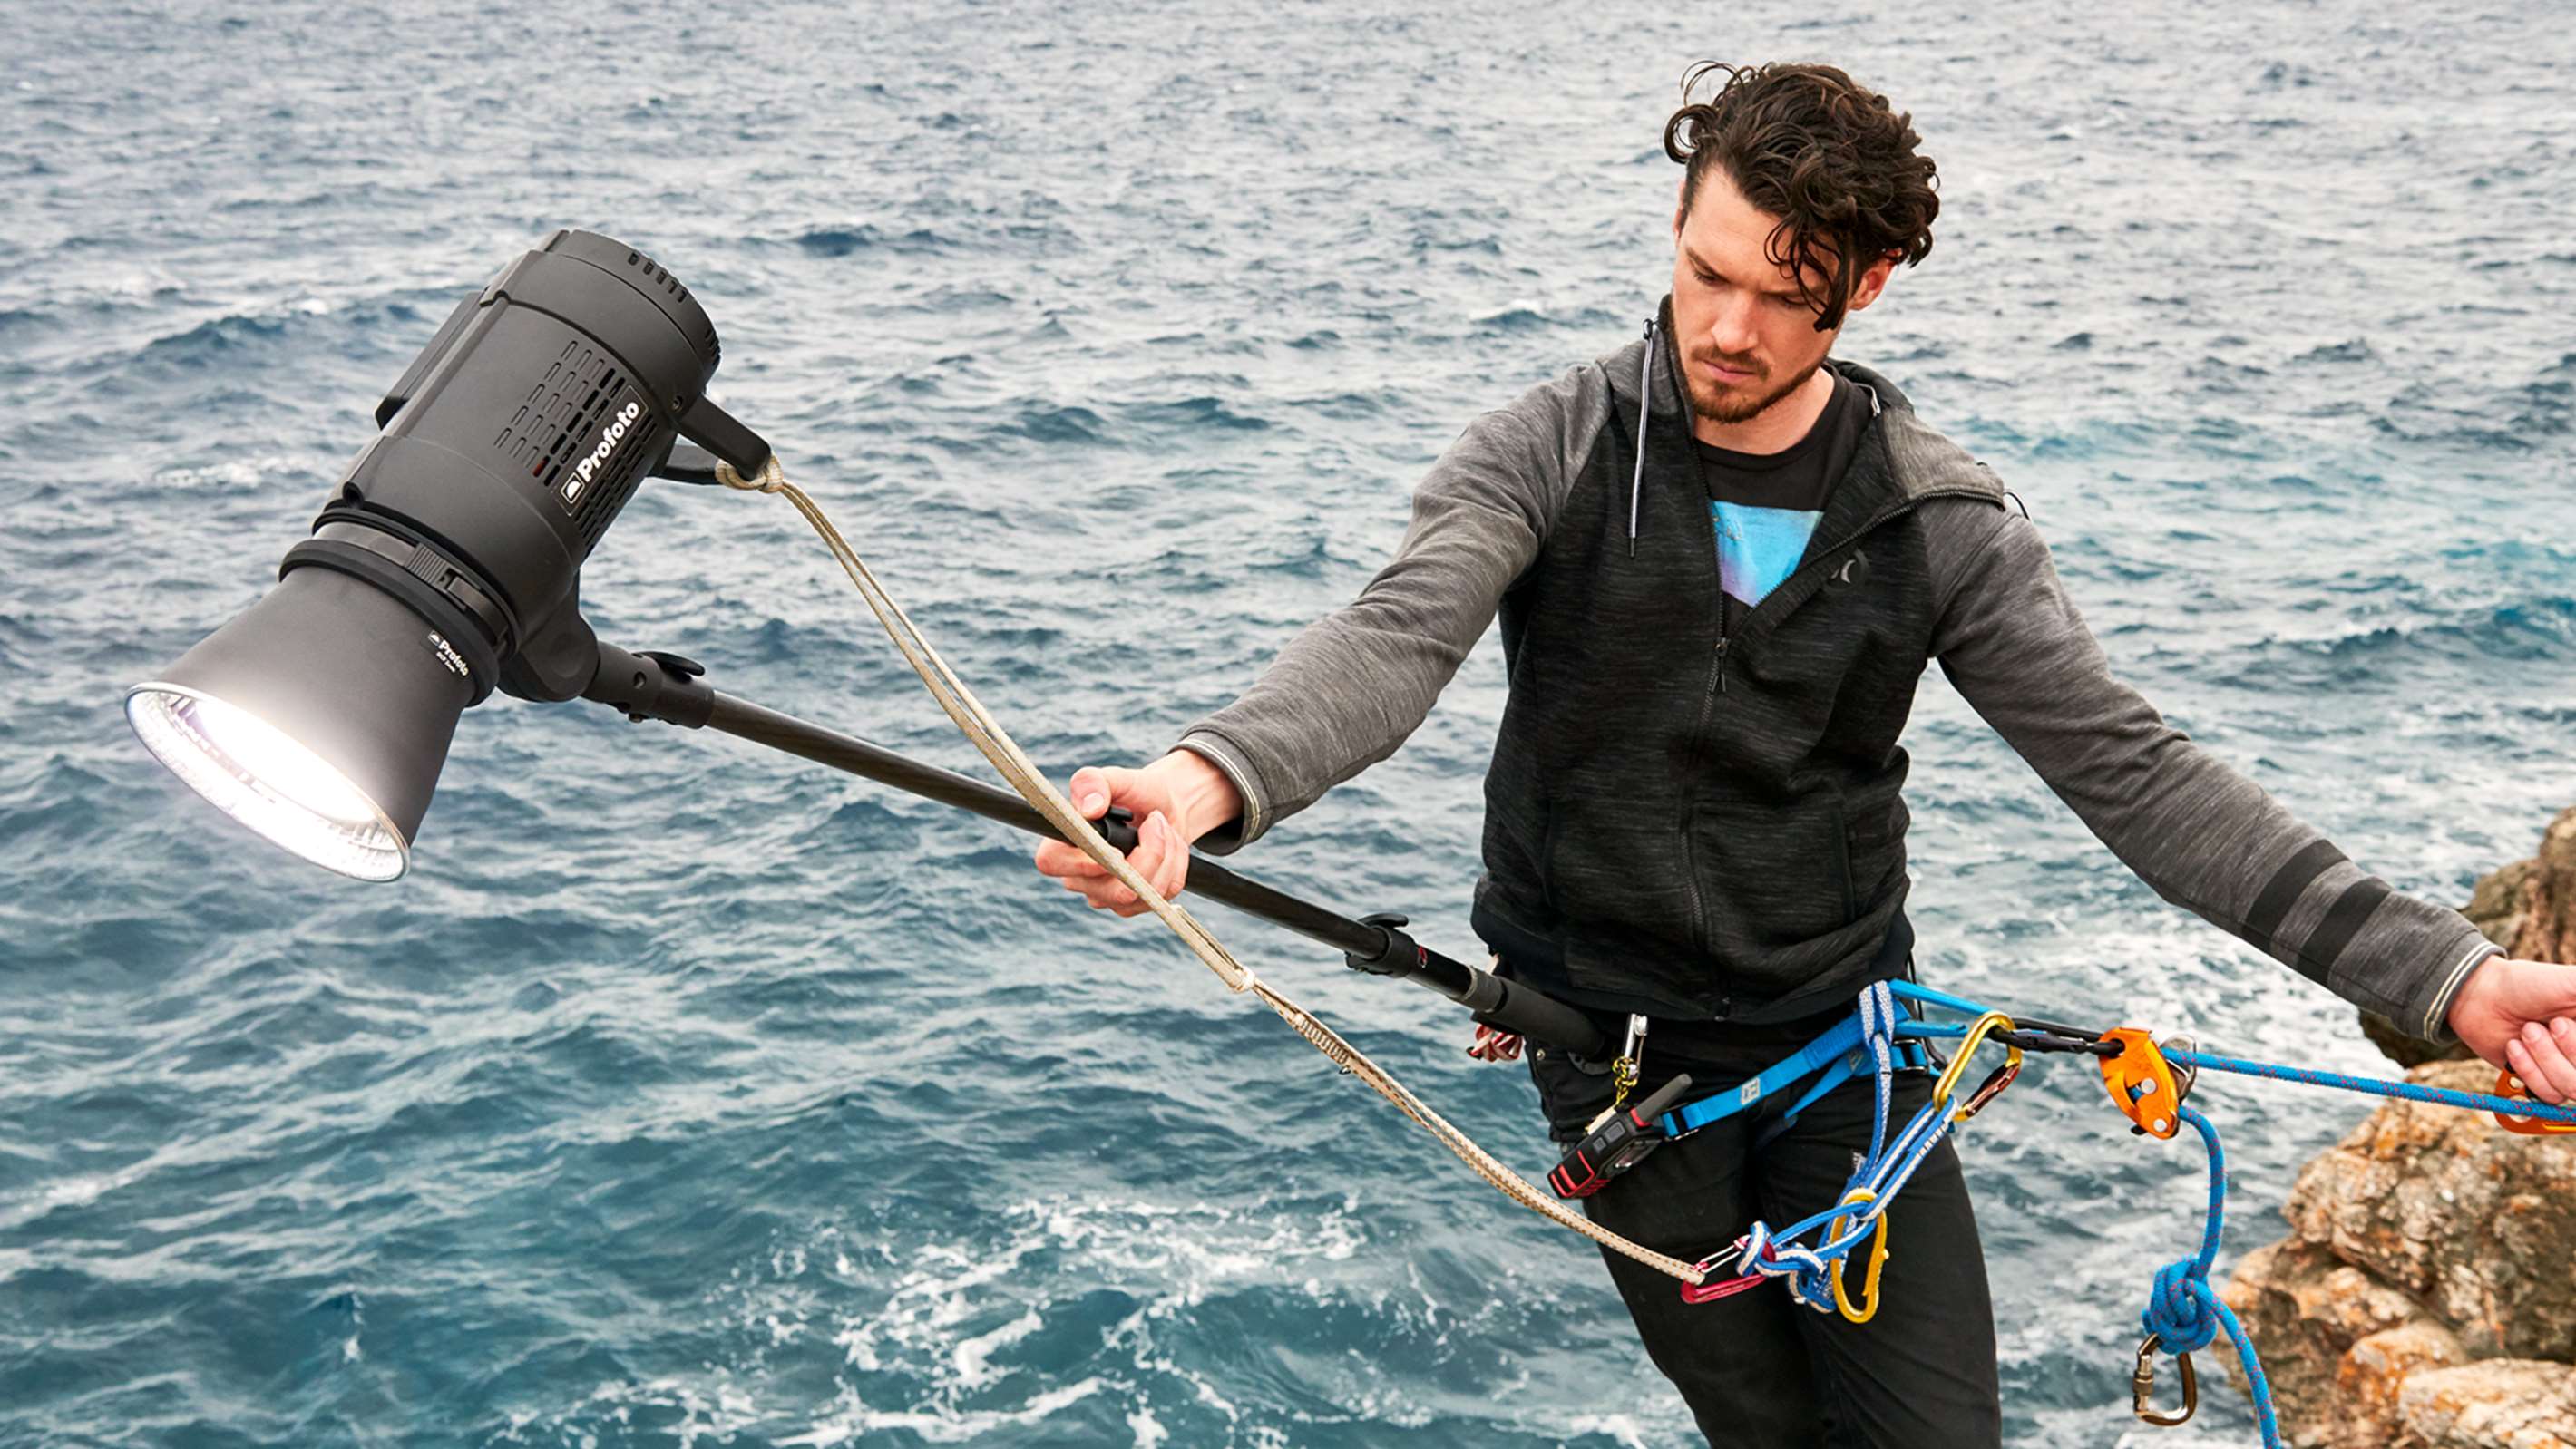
[2413,934,2506,1045]
[1174,730,1268,856]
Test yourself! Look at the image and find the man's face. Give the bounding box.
[1668,167,1893,424]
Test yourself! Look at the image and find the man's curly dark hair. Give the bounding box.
[1664,62,1940,332]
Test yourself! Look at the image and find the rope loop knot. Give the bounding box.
[715,455,787,494]
[2140,1259,2220,1356]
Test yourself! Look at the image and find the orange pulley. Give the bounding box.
[2099,1028,2186,1139]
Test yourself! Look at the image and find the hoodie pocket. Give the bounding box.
[1543,796,1697,930]
[1687,794,1859,953]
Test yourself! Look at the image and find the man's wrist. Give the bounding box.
[2434,939,2507,1042]
[1155,747,1243,841]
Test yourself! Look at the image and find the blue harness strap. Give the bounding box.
[1658,982,1938,1139]
[1887,978,1993,1018]
[1658,1014,1867,1136]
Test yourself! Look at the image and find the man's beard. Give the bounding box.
[1682,347,1824,426]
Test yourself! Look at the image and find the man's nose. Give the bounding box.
[1708,292,1763,358]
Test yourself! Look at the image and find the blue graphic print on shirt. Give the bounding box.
[1712,501,1823,608]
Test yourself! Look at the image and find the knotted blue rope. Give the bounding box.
[2138,1104,2281,1448]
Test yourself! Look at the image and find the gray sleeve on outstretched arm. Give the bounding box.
[1925,501,2499,1041]
[1174,367,1605,852]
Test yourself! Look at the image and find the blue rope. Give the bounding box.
[2137,1104,2280,1448]
[2165,1046,2576,1127]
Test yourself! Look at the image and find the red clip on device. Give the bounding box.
[1549,1074,1696,1200]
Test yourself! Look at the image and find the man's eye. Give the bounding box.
[1694,269,1720,286]
[1770,293,1806,309]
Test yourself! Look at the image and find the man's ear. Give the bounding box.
[1843,252,1902,316]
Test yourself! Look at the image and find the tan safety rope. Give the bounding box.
[716,455,1704,1286]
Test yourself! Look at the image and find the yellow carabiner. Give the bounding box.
[1930,1011,2023,1121]
[1827,1188,1893,1325]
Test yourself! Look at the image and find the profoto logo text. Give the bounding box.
[561,399,644,507]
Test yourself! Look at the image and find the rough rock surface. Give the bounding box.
[2225,806,2576,1448]
[2278,1058,2576,1362]
[2398,1361,2576,1449]
[2226,1060,2576,1446]
[2470,808,2576,967]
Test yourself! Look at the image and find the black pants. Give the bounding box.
[1529,1034,2003,1448]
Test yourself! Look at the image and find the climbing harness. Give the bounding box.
[1671,983,2025,1312]
[715,452,2576,1446]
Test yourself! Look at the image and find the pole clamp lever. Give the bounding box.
[1345,913,1421,977]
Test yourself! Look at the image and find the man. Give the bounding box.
[1032,61,2576,1445]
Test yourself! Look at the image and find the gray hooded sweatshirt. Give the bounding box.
[1175,306,2495,1041]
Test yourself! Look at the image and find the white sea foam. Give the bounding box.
[150,455,310,491]
[951,1307,1040,1388]
[778,1377,1109,1446]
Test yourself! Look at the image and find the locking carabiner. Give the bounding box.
[2131,1332,2199,1427]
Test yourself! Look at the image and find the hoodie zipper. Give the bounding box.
[1678,497,1921,967]
[1672,388,1939,966]
[1680,631,1725,959]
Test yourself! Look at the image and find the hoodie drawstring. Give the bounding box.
[1628,316,1655,558]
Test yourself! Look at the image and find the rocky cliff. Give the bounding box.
[2222,807,2576,1449]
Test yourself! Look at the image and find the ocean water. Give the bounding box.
[4,3,2572,1444]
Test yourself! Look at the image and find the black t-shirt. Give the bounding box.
[1694,371,1868,627]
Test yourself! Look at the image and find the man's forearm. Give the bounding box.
[1929,502,2500,1038]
